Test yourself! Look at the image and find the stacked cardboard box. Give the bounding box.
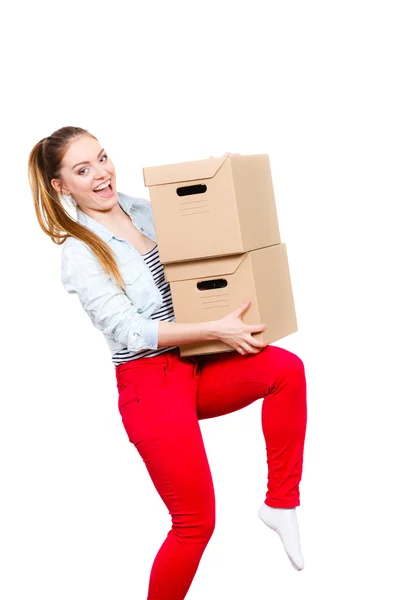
[143,154,297,357]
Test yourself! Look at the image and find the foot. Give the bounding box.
[258,503,304,571]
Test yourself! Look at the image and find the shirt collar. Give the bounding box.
[76,192,136,243]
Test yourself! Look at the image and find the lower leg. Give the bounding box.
[261,353,307,508]
[148,523,214,599]
[260,353,307,570]
[141,429,216,599]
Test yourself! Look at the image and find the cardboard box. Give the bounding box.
[143,154,281,264]
[164,243,297,357]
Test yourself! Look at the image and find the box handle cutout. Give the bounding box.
[177,184,207,197]
[197,279,227,291]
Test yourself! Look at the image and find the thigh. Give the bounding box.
[118,359,215,521]
[196,344,304,419]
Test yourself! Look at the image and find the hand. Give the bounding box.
[211,300,269,355]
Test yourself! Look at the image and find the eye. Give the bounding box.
[78,154,108,175]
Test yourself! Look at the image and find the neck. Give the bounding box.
[79,200,131,229]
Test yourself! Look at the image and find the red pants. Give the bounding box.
[115,344,307,600]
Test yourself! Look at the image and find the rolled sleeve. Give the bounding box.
[140,317,159,349]
[61,243,159,353]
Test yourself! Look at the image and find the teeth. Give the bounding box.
[94,179,111,191]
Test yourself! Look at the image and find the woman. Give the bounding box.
[28,126,307,599]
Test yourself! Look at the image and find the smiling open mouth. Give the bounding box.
[93,179,114,198]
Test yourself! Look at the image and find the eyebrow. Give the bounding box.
[72,149,105,170]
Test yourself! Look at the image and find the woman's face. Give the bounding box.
[51,135,118,213]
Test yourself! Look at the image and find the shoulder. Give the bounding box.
[61,235,92,261]
[60,236,107,293]
[60,237,98,281]
[118,191,151,208]
[118,191,153,218]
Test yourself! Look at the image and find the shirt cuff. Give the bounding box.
[141,318,159,350]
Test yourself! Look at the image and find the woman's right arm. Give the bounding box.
[61,244,268,356]
[158,320,216,347]
[61,244,160,354]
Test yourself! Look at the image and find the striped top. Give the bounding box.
[112,243,178,365]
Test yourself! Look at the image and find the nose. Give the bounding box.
[94,164,111,179]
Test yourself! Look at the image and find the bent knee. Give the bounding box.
[201,519,215,539]
[290,352,305,375]
[174,513,216,542]
[274,347,305,376]
[199,514,216,540]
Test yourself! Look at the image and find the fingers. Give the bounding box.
[246,334,268,349]
[240,341,259,354]
[247,323,267,334]
[235,300,251,317]
[236,336,269,355]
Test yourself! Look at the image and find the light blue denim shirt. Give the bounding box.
[60,192,165,357]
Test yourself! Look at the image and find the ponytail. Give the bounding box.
[27,127,125,290]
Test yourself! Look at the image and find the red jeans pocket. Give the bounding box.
[118,385,152,445]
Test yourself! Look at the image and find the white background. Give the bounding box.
[1,1,399,598]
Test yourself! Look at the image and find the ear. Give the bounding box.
[51,178,69,195]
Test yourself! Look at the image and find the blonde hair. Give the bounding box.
[27,126,125,289]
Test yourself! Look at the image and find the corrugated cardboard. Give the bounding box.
[143,154,281,264]
[164,243,297,357]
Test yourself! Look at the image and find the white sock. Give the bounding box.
[258,503,304,571]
